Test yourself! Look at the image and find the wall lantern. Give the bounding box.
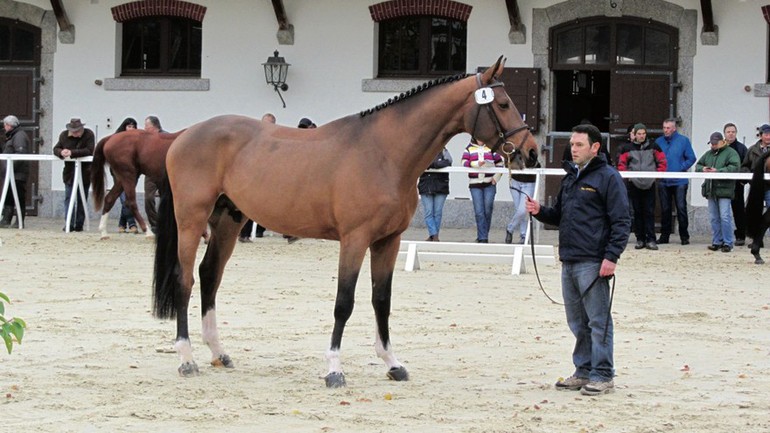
[263,50,290,108]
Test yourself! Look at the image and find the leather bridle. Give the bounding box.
[471,73,535,169]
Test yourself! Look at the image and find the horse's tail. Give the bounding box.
[153,175,179,319]
[90,135,110,212]
[745,155,769,240]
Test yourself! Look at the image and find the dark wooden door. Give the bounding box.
[0,67,41,216]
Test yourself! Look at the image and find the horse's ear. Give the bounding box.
[480,55,506,84]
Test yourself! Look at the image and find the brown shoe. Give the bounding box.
[555,375,589,391]
[580,380,614,396]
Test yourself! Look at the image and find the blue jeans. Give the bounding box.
[507,180,535,240]
[118,192,137,228]
[708,197,734,247]
[420,193,448,237]
[64,179,90,230]
[658,184,689,240]
[470,184,496,241]
[561,261,614,382]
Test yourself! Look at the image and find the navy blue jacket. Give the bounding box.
[535,155,631,264]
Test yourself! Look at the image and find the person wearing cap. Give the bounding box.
[53,117,95,232]
[655,118,696,245]
[1,115,31,228]
[617,123,667,250]
[696,132,741,252]
[297,117,316,129]
[723,123,748,246]
[741,123,770,205]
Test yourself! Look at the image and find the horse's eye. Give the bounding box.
[499,103,510,110]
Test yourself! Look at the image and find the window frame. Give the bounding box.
[377,15,467,78]
[120,15,202,77]
[550,17,677,71]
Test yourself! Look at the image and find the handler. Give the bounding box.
[525,123,630,396]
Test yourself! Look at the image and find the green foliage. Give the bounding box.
[0,291,26,354]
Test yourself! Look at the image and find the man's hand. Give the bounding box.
[61,149,72,158]
[599,259,616,278]
[525,196,540,215]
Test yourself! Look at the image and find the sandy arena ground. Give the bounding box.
[0,218,768,433]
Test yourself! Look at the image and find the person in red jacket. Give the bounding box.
[617,123,667,250]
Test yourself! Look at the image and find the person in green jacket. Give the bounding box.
[696,132,741,252]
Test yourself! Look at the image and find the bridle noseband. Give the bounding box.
[471,73,534,168]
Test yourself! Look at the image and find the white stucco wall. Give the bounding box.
[14,0,770,210]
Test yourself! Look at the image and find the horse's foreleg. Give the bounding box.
[325,238,369,388]
[98,184,124,240]
[370,234,409,382]
[198,210,242,369]
[175,222,207,377]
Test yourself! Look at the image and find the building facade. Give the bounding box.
[1,0,768,234]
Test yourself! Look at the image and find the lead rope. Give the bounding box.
[506,164,616,335]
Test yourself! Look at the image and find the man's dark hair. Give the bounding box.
[146,115,162,130]
[663,117,678,125]
[723,122,737,132]
[572,123,602,146]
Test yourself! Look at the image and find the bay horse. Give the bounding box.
[152,56,540,386]
[91,129,183,239]
[745,153,770,264]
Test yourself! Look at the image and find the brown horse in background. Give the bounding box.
[745,154,770,264]
[153,57,540,386]
[91,129,183,239]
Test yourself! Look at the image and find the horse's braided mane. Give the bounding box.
[359,72,469,118]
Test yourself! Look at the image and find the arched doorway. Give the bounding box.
[531,0,697,207]
[0,17,42,215]
[0,0,56,217]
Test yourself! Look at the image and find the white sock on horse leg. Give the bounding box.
[325,349,343,375]
[201,309,225,359]
[374,329,402,370]
[174,338,195,364]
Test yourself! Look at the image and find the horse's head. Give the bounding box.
[464,56,540,170]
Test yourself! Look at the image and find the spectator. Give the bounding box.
[723,123,748,246]
[617,123,667,250]
[0,115,31,228]
[239,113,276,242]
[740,123,770,248]
[505,158,539,245]
[418,147,452,241]
[53,117,95,232]
[526,123,630,396]
[462,138,503,243]
[696,132,741,252]
[655,118,696,245]
[115,117,139,234]
[298,117,316,129]
[143,115,165,232]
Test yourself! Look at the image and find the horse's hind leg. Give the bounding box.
[174,209,212,377]
[369,234,408,382]
[98,183,124,240]
[325,236,369,388]
[123,181,152,237]
[198,203,243,368]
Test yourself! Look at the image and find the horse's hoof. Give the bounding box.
[178,361,200,377]
[211,354,234,368]
[324,372,346,388]
[755,258,765,265]
[386,366,409,382]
